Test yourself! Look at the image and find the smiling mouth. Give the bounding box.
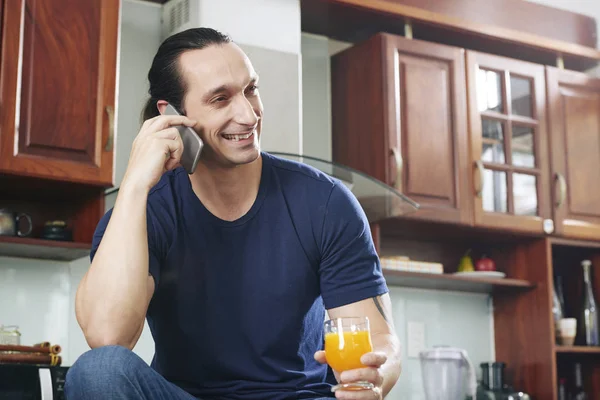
[222,131,254,142]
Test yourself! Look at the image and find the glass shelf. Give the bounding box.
[269,152,419,222]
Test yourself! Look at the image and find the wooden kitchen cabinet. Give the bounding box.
[546,68,600,241]
[466,51,552,234]
[0,0,119,186]
[331,34,472,225]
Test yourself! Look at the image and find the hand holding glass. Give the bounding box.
[324,317,375,392]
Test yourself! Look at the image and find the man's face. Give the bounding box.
[179,43,263,167]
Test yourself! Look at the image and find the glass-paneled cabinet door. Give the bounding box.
[467,51,551,233]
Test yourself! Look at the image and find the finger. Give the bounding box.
[360,352,387,368]
[154,127,181,141]
[340,367,383,387]
[313,351,327,365]
[168,133,185,168]
[149,115,197,131]
[141,115,162,129]
[335,387,381,400]
[156,138,183,164]
[164,159,182,171]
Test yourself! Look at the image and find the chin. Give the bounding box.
[224,146,261,166]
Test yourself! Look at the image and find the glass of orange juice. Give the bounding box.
[324,317,375,392]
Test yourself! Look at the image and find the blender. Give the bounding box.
[420,346,477,400]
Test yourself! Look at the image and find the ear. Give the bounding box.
[156,100,169,115]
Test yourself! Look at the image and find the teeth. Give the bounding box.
[224,132,253,141]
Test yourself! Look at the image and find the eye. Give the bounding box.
[246,85,259,95]
[213,96,228,103]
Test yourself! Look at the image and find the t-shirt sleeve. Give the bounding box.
[318,181,388,310]
[90,208,163,286]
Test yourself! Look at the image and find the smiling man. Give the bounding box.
[65,28,401,400]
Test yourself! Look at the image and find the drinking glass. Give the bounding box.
[324,317,375,392]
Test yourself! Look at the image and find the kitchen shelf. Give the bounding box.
[550,237,600,250]
[382,269,535,294]
[555,346,600,355]
[0,236,91,261]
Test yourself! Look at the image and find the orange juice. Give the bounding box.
[325,331,373,372]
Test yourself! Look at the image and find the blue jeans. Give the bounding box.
[65,345,333,399]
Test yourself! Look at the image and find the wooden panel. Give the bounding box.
[383,35,471,224]
[546,68,600,240]
[19,0,99,162]
[300,0,600,71]
[494,239,556,400]
[555,346,600,355]
[370,223,381,253]
[331,35,387,184]
[400,56,453,201]
[375,0,597,48]
[0,0,118,186]
[564,94,600,216]
[467,51,551,234]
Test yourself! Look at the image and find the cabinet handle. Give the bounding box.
[474,160,484,198]
[104,105,115,152]
[555,173,567,208]
[390,147,403,189]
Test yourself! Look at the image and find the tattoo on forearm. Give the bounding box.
[372,296,390,324]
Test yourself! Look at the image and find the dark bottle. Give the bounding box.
[572,363,587,400]
[577,260,599,346]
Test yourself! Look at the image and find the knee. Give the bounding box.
[65,345,145,393]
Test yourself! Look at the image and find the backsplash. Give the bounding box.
[387,287,493,399]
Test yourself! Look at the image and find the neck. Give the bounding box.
[188,154,263,221]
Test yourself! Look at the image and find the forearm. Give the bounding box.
[76,184,152,348]
[372,332,402,397]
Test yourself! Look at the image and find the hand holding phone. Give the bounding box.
[163,104,203,174]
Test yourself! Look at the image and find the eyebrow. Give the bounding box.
[202,75,259,102]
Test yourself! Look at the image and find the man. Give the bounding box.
[65,28,401,400]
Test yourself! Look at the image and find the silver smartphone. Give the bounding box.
[163,104,203,174]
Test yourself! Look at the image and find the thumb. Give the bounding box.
[314,350,327,365]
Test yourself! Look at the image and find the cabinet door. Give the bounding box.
[466,51,551,233]
[332,34,471,225]
[0,0,119,186]
[547,68,600,240]
[383,35,471,224]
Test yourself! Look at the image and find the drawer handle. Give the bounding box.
[104,105,115,152]
[474,160,484,198]
[555,173,567,208]
[390,147,402,189]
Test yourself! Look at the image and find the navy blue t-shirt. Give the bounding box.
[90,152,388,399]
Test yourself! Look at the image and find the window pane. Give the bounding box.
[514,173,538,216]
[512,125,535,168]
[477,69,503,113]
[483,169,507,213]
[482,120,505,164]
[510,76,532,117]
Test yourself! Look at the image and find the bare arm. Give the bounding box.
[75,186,155,349]
[317,293,401,398]
[75,114,195,349]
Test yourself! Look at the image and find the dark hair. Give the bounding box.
[141,27,232,121]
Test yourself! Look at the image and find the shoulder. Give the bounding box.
[263,152,338,197]
[264,152,359,210]
[147,167,189,205]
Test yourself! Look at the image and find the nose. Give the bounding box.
[233,95,259,127]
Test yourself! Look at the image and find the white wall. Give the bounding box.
[196,0,303,154]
